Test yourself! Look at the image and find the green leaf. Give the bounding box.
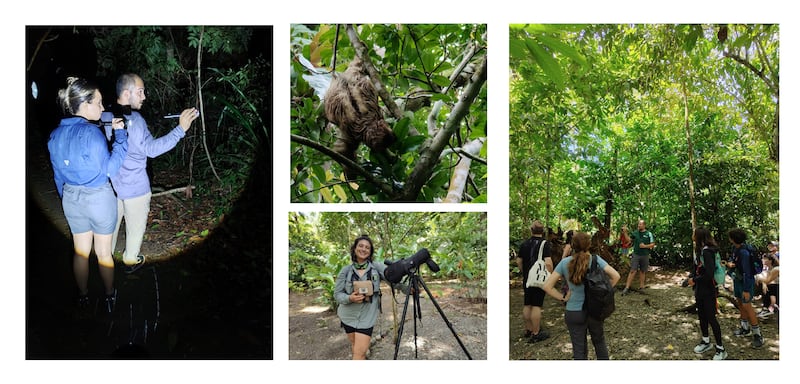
[525,39,565,86]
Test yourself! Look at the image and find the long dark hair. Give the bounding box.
[693,227,718,258]
[349,235,374,263]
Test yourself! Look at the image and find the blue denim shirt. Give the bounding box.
[101,110,185,200]
[48,116,128,198]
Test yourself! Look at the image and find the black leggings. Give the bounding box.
[696,290,722,346]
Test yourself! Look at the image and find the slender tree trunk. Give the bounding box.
[682,81,697,231]
[545,165,551,229]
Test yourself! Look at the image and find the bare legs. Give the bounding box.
[72,231,115,296]
[347,332,371,360]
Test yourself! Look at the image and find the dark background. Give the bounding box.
[25,26,272,359]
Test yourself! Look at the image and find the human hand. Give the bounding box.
[350,292,365,303]
[179,108,200,132]
[687,278,695,287]
[112,117,125,130]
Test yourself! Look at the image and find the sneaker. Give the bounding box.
[621,288,630,296]
[758,309,773,319]
[124,254,145,274]
[734,327,752,337]
[752,334,764,348]
[104,289,117,314]
[713,348,728,360]
[693,341,713,354]
[527,330,550,343]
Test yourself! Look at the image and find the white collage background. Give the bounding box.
[4,0,798,382]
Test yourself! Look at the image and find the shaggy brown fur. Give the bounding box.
[324,57,396,179]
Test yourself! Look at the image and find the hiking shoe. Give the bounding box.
[693,341,713,354]
[734,327,752,337]
[527,330,550,343]
[104,289,117,314]
[753,334,764,348]
[124,255,145,274]
[713,348,728,360]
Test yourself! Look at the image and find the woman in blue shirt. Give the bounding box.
[542,231,620,359]
[48,77,127,313]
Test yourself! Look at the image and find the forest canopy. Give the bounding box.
[509,24,779,268]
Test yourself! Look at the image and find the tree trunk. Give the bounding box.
[682,81,697,231]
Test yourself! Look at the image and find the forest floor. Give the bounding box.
[509,267,780,360]
[26,131,271,359]
[288,281,487,360]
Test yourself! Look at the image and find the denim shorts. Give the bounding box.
[61,182,118,235]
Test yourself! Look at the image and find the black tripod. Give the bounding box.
[393,267,472,360]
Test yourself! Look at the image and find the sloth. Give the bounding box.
[324,56,396,180]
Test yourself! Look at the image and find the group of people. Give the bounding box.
[689,228,779,359]
[515,218,779,360]
[48,74,198,313]
[516,220,620,359]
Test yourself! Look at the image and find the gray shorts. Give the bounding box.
[630,254,649,272]
[61,183,118,235]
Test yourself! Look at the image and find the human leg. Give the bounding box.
[587,316,608,359]
[94,233,115,295]
[110,198,124,256]
[352,332,371,360]
[72,231,94,295]
[121,193,151,266]
[638,255,650,289]
[564,310,588,359]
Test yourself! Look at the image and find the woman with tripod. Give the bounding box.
[333,235,387,359]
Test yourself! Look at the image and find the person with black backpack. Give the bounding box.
[541,231,620,359]
[688,227,727,360]
[727,228,764,348]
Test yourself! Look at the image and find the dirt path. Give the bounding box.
[289,281,487,360]
[509,267,780,360]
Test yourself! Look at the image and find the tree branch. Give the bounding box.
[723,50,778,96]
[345,25,405,121]
[152,186,196,197]
[442,137,485,203]
[197,26,222,184]
[290,134,397,197]
[397,56,487,201]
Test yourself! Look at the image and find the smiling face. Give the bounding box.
[354,239,372,263]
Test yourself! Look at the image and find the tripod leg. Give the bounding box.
[417,276,473,359]
[394,283,412,360]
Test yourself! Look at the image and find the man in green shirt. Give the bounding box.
[621,220,655,295]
